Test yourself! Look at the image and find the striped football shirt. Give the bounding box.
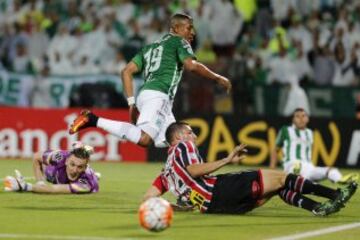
[152,141,217,212]
[275,124,313,163]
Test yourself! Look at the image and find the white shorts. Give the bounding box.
[136,90,175,147]
[283,160,328,181]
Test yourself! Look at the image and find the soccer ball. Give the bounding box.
[138,197,173,232]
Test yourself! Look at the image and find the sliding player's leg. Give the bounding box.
[260,170,344,216]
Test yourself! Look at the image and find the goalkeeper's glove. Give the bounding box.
[4,176,21,192]
[3,170,32,192]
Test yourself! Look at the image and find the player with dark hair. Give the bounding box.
[143,122,357,216]
[68,13,231,148]
[270,108,358,184]
[4,142,99,194]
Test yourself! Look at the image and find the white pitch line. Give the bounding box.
[268,222,360,240]
[0,233,137,240]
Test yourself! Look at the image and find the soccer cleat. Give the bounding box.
[69,110,93,134]
[337,173,359,184]
[334,181,358,205]
[312,200,342,216]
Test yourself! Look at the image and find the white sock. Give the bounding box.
[97,118,141,144]
[328,168,342,182]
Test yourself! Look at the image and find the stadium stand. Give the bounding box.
[0,0,359,116]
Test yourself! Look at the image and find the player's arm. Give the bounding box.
[183,58,232,93]
[143,176,194,212]
[5,172,72,194]
[33,151,45,182]
[143,175,166,201]
[5,170,92,194]
[33,150,63,183]
[143,186,162,201]
[31,183,72,194]
[32,180,94,194]
[121,61,140,123]
[121,61,139,103]
[186,144,247,178]
[186,159,230,178]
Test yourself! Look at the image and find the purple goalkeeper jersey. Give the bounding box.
[42,150,99,194]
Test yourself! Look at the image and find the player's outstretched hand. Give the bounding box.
[129,105,139,124]
[4,169,26,192]
[3,170,29,192]
[4,170,32,192]
[3,176,21,192]
[226,143,247,164]
[216,75,232,94]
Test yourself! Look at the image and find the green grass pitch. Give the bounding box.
[0,159,359,240]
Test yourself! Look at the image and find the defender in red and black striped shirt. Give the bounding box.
[153,140,217,212]
[144,122,357,216]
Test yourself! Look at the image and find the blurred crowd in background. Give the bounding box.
[0,0,360,116]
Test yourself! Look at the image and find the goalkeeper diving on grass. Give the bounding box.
[3,142,99,194]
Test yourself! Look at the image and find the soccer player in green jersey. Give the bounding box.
[270,108,358,184]
[69,13,231,148]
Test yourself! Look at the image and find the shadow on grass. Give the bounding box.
[171,219,358,229]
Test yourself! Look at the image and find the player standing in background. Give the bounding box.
[270,108,358,184]
[143,122,357,216]
[69,13,231,148]
[4,142,99,194]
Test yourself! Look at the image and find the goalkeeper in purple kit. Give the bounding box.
[4,142,99,194]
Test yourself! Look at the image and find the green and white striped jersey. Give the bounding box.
[275,125,313,163]
[132,33,195,100]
